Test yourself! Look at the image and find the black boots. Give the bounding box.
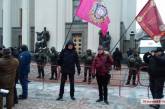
[56,96,63,100]
[56,96,76,100]
[96,99,103,102]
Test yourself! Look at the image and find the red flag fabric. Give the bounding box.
[136,0,165,42]
[76,0,110,36]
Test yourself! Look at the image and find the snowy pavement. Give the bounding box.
[12,82,165,109]
[2,64,164,109]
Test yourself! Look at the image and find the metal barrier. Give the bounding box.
[29,63,153,97]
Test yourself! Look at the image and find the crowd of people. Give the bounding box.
[0,40,165,109]
[0,45,31,109]
[0,41,114,109]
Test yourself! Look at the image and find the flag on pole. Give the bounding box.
[136,0,165,42]
[76,0,110,36]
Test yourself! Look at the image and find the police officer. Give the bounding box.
[0,48,19,109]
[19,45,31,99]
[82,49,94,84]
[126,52,142,85]
[56,40,81,100]
[49,47,58,80]
[36,49,47,79]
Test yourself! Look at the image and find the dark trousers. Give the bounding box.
[37,65,45,78]
[20,74,28,98]
[127,69,137,84]
[14,72,18,104]
[50,65,57,79]
[59,73,75,97]
[114,60,121,70]
[96,73,110,101]
[84,66,92,81]
[14,84,18,104]
[0,88,14,109]
[149,77,165,99]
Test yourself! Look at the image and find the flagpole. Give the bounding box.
[62,16,76,49]
[110,18,136,53]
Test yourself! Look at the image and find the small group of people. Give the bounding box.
[35,47,58,80]
[112,47,142,86]
[2,39,165,108]
[56,41,113,104]
[0,45,31,109]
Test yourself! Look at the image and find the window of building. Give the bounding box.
[73,0,82,22]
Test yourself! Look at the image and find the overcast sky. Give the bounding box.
[136,0,165,31]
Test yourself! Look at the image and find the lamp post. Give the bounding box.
[130,31,135,49]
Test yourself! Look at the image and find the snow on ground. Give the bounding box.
[13,82,165,109]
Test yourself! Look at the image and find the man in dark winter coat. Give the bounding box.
[56,40,81,100]
[112,48,122,70]
[82,49,94,84]
[49,47,58,80]
[11,47,20,105]
[147,47,165,109]
[92,45,113,105]
[0,48,19,109]
[19,45,31,99]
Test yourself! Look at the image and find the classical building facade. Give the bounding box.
[0,0,137,53]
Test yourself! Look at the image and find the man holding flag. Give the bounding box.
[136,0,165,109]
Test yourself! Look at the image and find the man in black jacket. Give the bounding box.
[56,40,81,100]
[147,47,165,109]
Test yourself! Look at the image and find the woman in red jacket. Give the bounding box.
[92,45,113,105]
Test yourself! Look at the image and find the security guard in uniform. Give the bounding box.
[49,47,58,80]
[82,49,94,84]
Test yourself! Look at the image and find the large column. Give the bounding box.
[106,0,122,52]
[65,0,73,23]
[88,24,99,52]
[35,0,58,49]
[57,0,65,51]
[22,0,30,49]
[0,0,2,28]
[121,0,137,39]
[3,0,12,47]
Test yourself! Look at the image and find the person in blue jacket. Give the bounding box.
[19,45,31,99]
